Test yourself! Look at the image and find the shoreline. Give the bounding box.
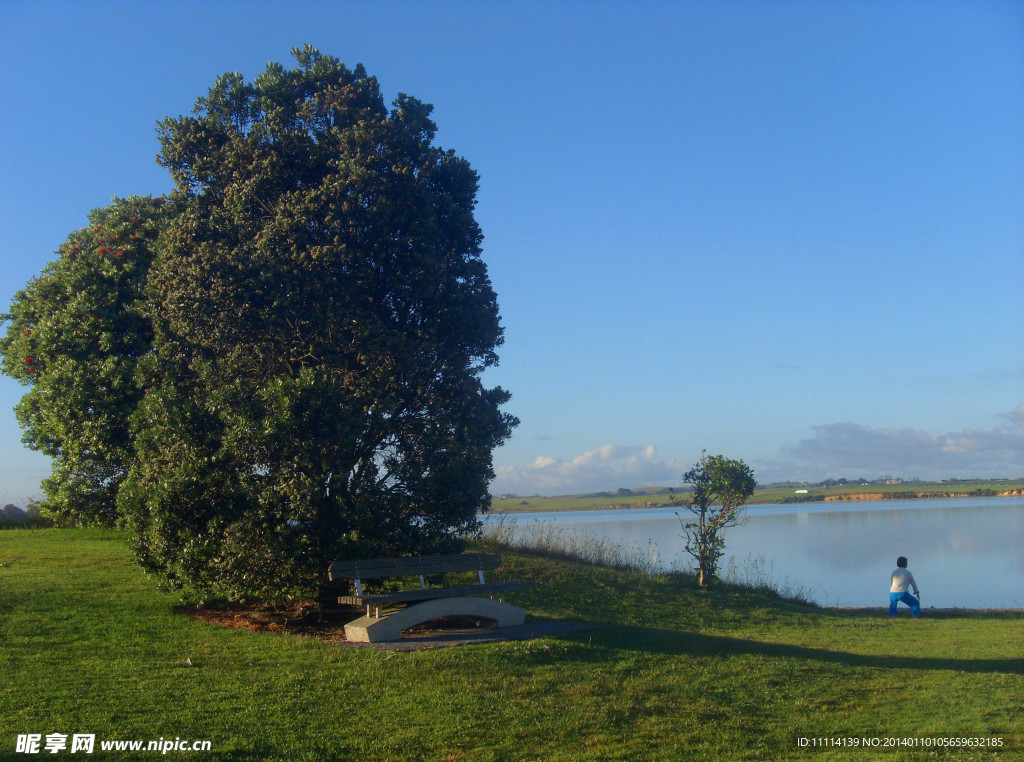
[487,488,1024,515]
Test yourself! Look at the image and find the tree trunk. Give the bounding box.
[698,547,712,587]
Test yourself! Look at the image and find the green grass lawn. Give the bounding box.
[2,529,1021,760]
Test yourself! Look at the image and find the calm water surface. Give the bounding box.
[483,497,1024,609]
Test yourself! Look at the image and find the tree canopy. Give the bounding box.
[0,196,169,526]
[1,46,517,602]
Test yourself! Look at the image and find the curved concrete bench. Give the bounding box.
[329,553,532,643]
[343,595,525,643]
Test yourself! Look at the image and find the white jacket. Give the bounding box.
[890,567,919,595]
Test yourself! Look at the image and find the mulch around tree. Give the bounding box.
[181,602,597,651]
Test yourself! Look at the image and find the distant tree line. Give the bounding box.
[0,502,52,528]
[771,476,1016,489]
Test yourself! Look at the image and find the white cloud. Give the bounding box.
[492,443,687,496]
[765,404,1024,482]
[491,406,1024,495]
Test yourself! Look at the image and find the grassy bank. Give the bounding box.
[489,479,1024,513]
[2,529,1021,760]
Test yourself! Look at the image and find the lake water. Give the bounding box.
[482,497,1024,609]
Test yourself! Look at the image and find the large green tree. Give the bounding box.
[117,46,517,601]
[0,197,169,525]
[677,452,756,587]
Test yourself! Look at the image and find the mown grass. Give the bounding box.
[2,529,1022,760]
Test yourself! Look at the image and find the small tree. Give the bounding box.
[677,452,756,587]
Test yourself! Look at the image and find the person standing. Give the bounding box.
[889,556,921,617]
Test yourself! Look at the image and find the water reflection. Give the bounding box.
[483,497,1024,608]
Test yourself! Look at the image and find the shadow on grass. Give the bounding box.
[587,625,1024,675]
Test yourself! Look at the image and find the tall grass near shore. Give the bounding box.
[478,513,665,576]
[479,514,819,605]
[720,554,818,607]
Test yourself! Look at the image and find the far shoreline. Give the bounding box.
[486,480,1024,514]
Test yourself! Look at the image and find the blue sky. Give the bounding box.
[1,1,1022,504]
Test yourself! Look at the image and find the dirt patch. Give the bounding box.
[181,601,597,650]
[180,602,353,644]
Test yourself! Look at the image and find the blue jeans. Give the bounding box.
[889,592,920,617]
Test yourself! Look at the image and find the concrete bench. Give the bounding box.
[329,552,532,643]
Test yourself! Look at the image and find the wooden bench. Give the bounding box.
[329,553,532,643]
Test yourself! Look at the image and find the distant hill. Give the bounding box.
[578,486,686,498]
